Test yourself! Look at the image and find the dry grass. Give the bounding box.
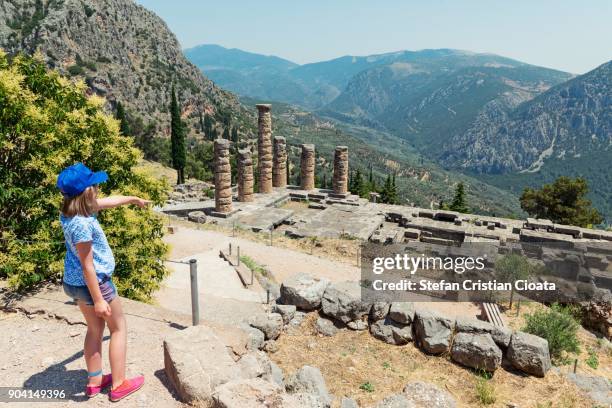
[135,159,178,186]
[271,313,599,408]
[502,300,612,382]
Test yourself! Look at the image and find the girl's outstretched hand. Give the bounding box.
[133,197,152,208]
[94,300,112,317]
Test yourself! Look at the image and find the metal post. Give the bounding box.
[189,259,200,326]
[229,243,232,255]
[573,359,578,373]
[516,299,521,317]
[266,289,270,304]
[237,246,240,267]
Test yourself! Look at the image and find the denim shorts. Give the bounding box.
[63,277,117,306]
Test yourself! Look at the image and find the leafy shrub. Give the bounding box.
[67,64,84,76]
[585,348,599,369]
[523,303,581,360]
[0,52,169,301]
[359,382,374,393]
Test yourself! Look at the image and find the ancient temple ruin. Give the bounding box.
[237,148,254,202]
[300,144,315,191]
[272,136,287,188]
[256,104,273,193]
[213,138,232,214]
[332,146,349,197]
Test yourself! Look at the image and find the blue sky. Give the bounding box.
[136,0,611,74]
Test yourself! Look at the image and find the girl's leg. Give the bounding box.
[77,302,106,386]
[103,297,127,389]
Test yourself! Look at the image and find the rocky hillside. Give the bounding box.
[0,0,249,135]
[443,60,611,173]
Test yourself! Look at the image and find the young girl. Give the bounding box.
[57,163,149,401]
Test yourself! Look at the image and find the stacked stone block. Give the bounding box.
[214,139,232,213]
[300,144,315,191]
[238,148,254,202]
[257,104,273,193]
[333,146,349,195]
[273,136,287,188]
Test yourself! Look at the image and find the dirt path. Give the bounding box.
[0,308,184,407]
[163,225,361,283]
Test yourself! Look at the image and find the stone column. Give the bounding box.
[214,139,232,213]
[238,148,254,202]
[273,136,287,188]
[333,146,349,195]
[300,144,315,191]
[256,104,273,193]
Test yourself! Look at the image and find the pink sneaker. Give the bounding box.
[109,375,145,402]
[86,374,112,397]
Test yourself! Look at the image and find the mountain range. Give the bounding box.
[186,45,611,222]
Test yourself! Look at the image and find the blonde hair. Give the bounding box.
[61,185,98,217]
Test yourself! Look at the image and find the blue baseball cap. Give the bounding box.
[56,163,108,198]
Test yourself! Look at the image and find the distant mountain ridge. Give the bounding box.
[0,0,248,134]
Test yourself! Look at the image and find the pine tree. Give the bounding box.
[231,127,239,143]
[380,174,398,204]
[204,113,213,140]
[115,101,131,136]
[449,182,469,213]
[170,85,186,184]
[222,126,230,140]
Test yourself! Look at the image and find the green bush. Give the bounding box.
[0,52,170,301]
[585,348,599,369]
[522,303,581,361]
[475,376,496,405]
[67,64,84,76]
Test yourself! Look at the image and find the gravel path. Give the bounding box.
[0,309,184,407]
[163,226,361,283]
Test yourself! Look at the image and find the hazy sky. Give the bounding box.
[135,0,611,74]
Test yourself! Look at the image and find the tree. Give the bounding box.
[520,177,603,227]
[449,182,469,213]
[203,113,213,140]
[495,254,532,308]
[380,174,398,204]
[231,127,239,144]
[115,101,131,136]
[222,126,230,140]
[0,52,169,300]
[170,85,186,184]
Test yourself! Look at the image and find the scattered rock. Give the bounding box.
[273,304,297,324]
[280,273,330,310]
[239,324,265,351]
[507,331,551,377]
[375,394,415,408]
[263,340,279,353]
[163,326,241,403]
[403,381,456,408]
[388,302,416,324]
[454,316,512,349]
[289,311,308,327]
[370,317,413,345]
[281,393,328,407]
[237,351,270,379]
[565,372,612,406]
[286,365,331,407]
[248,313,283,340]
[370,302,390,321]
[347,319,368,331]
[187,211,206,223]
[451,333,502,372]
[321,281,371,324]
[212,378,283,408]
[413,309,454,354]
[316,317,340,337]
[266,361,285,388]
[341,396,359,408]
